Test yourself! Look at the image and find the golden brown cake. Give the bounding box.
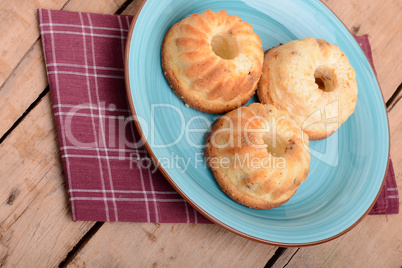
[204,103,311,209]
[257,37,358,140]
[161,9,263,114]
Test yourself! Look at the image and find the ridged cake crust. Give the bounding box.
[257,37,358,140]
[205,103,310,209]
[161,9,263,114]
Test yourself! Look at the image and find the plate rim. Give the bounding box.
[123,0,390,247]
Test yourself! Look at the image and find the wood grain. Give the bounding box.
[0,94,94,267]
[0,0,127,138]
[323,0,402,102]
[0,0,66,85]
[272,102,402,268]
[0,0,127,87]
[0,40,48,138]
[66,222,277,267]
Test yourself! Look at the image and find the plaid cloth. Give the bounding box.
[38,9,209,223]
[38,9,398,222]
[369,159,399,215]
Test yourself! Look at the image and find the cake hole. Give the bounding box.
[262,134,288,157]
[314,65,337,92]
[211,34,239,60]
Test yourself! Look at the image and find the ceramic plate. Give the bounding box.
[125,0,389,246]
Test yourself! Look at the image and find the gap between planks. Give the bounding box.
[265,247,287,268]
[386,83,402,112]
[58,222,105,268]
[0,87,49,144]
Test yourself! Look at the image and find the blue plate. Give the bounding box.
[125,0,389,245]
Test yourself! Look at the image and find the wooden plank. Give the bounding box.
[65,223,277,267]
[0,0,127,138]
[0,0,128,87]
[0,0,67,85]
[0,40,48,138]
[0,0,400,139]
[272,102,402,267]
[62,0,125,13]
[0,94,94,267]
[324,0,402,102]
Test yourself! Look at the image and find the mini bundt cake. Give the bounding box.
[205,103,311,209]
[257,37,358,140]
[161,9,263,114]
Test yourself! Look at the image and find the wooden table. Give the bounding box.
[0,0,401,267]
